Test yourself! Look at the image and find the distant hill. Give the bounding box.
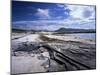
[12,29,36,33]
[12,28,49,33]
[55,28,96,33]
[12,28,96,33]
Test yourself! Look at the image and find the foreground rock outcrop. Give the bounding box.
[11,34,96,74]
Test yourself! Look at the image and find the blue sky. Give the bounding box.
[12,1,96,30]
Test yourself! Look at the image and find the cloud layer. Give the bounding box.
[12,1,96,30]
[35,8,51,19]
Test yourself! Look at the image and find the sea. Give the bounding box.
[67,33,96,40]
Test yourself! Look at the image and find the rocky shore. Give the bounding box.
[11,33,96,74]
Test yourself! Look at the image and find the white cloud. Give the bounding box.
[57,4,95,20]
[36,8,51,19]
[67,5,95,20]
[56,4,96,29]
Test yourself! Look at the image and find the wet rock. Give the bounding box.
[30,53,35,57]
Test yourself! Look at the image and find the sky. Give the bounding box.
[12,1,96,31]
